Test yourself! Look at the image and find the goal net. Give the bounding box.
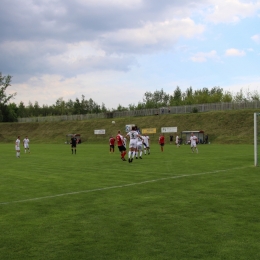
[254,113,260,166]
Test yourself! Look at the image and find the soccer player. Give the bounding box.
[142,135,150,155]
[70,134,77,154]
[126,126,143,163]
[190,132,198,153]
[159,133,165,152]
[15,136,21,158]
[136,136,143,159]
[175,134,180,148]
[116,131,127,161]
[170,134,173,144]
[109,136,115,153]
[23,136,30,153]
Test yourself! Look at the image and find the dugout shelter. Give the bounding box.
[66,134,81,144]
[181,131,204,144]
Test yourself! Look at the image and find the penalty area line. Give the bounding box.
[0,166,250,205]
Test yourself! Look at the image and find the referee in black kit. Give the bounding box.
[70,134,77,154]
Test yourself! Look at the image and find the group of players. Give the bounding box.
[14,129,198,159]
[110,129,199,162]
[110,126,150,163]
[15,136,30,158]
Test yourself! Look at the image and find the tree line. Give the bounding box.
[1,72,259,122]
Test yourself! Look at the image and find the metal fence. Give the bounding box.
[17,100,260,123]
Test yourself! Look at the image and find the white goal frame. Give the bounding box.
[254,113,259,166]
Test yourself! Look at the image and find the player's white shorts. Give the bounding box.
[191,143,197,148]
[129,140,137,149]
[143,141,149,148]
[24,144,29,148]
[15,145,20,151]
[137,142,143,151]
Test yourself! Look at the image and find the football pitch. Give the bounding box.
[1,143,259,260]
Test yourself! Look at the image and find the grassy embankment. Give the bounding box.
[0,109,259,144]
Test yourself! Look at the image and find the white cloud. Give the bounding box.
[222,81,260,97]
[205,0,260,24]
[76,0,143,9]
[101,18,205,53]
[225,48,246,56]
[7,73,143,109]
[190,50,219,62]
[251,34,260,44]
[2,0,260,110]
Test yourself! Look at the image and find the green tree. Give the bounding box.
[170,86,182,106]
[0,72,17,122]
[55,97,66,115]
[183,87,194,105]
[17,101,27,118]
[143,89,170,108]
[6,103,18,122]
[73,98,82,114]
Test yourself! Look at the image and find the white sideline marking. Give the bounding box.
[0,167,249,205]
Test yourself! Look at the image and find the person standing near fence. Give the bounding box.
[15,136,21,158]
[205,134,209,144]
[175,134,180,148]
[170,134,173,144]
[23,136,30,153]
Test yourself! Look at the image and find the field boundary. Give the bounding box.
[0,166,250,205]
[17,100,260,123]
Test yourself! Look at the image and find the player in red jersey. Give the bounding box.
[159,133,165,152]
[116,130,127,161]
[109,136,116,153]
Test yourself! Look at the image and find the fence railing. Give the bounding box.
[17,100,260,123]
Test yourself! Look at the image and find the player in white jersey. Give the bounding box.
[23,136,30,153]
[126,126,143,163]
[15,136,21,158]
[123,137,127,148]
[142,135,150,155]
[136,136,143,159]
[190,132,198,153]
[175,134,180,148]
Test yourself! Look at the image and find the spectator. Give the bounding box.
[170,134,173,144]
[205,134,209,144]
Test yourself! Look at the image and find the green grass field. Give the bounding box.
[1,143,259,260]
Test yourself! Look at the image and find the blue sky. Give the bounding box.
[1,0,260,109]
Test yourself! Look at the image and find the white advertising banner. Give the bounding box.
[161,127,177,133]
[94,129,106,134]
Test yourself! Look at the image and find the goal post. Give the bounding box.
[254,113,259,166]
